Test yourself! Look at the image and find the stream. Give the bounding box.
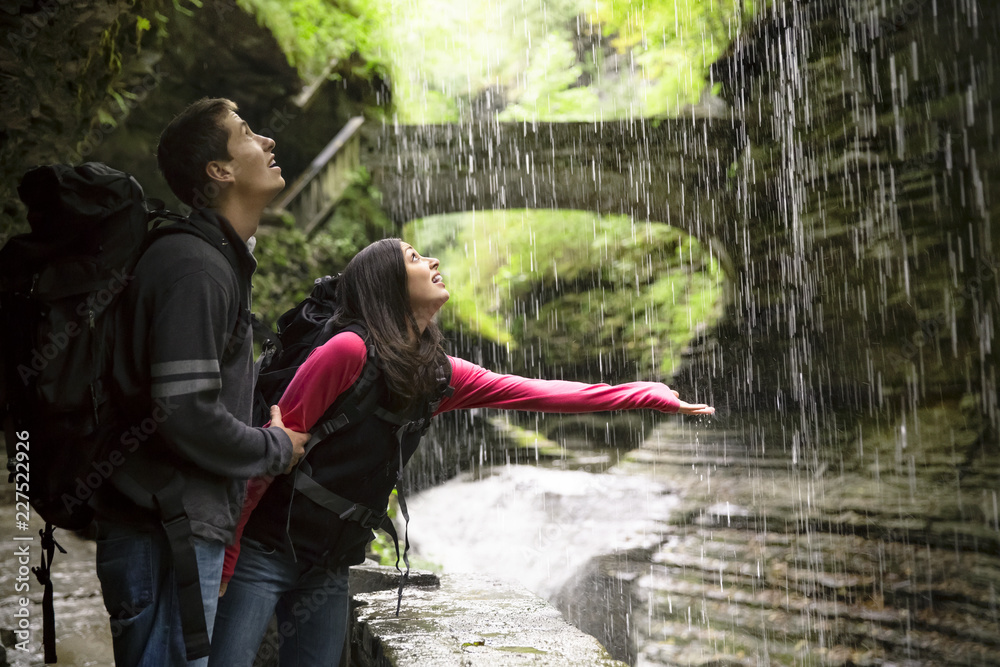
[2,411,996,666]
[408,416,1000,666]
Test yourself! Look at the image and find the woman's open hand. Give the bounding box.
[670,389,715,415]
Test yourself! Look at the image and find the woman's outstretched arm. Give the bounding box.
[435,357,714,416]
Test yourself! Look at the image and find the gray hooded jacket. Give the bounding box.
[93,208,291,544]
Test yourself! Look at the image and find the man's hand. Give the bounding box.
[270,405,308,473]
[670,389,715,416]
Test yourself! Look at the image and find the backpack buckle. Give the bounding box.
[402,418,426,434]
[161,514,189,538]
[339,504,386,530]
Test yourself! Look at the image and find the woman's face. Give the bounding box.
[401,241,449,320]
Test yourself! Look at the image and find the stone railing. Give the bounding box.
[346,563,628,667]
[249,562,626,666]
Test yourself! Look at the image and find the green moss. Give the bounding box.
[406,210,724,382]
[488,416,564,458]
[236,0,391,79]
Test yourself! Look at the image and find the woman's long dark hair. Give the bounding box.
[329,238,447,411]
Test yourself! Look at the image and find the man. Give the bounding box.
[90,98,309,666]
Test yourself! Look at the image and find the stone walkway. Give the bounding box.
[0,507,113,666]
[350,564,627,667]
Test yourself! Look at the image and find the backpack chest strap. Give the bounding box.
[291,466,391,531]
[301,332,381,458]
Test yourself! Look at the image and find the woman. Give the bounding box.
[210,238,714,666]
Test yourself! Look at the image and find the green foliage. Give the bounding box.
[406,210,724,382]
[236,0,391,79]
[0,0,186,242]
[586,0,759,115]
[366,490,399,565]
[384,0,763,123]
[497,33,602,122]
[135,16,152,44]
[252,171,392,324]
[385,0,594,123]
[366,490,442,571]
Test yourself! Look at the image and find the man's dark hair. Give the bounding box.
[157,97,237,207]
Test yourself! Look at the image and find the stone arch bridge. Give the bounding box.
[365,119,737,265]
[357,2,998,456]
[225,0,984,464]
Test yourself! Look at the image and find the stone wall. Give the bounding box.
[346,563,628,667]
[700,0,999,453]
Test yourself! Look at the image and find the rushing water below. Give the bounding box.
[2,412,997,666]
[409,417,1000,666]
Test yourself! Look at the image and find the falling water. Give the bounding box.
[2,0,994,664]
[372,0,1000,664]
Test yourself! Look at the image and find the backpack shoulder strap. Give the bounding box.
[428,357,454,414]
[144,210,252,308]
[110,470,210,660]
[301,323,379,457]
[378,357,454,436]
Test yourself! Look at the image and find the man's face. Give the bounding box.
[214,111,284,204]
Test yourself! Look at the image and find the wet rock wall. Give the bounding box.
[700,0,999,449]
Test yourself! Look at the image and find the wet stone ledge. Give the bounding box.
[347,563,628,667]
[0,506,624,667]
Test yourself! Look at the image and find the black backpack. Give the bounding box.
[252,274,402,535]
[252,275,452,613]
[1,163,156,530]
[252,275,408,440]
[251,274,354,429]
[0,162,230,662]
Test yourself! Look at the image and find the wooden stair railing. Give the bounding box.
[271,116,364,235]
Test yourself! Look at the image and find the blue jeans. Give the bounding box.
[95,521,225,667]
[209,538,350,667]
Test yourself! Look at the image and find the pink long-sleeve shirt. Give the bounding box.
[222,330,680,581]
